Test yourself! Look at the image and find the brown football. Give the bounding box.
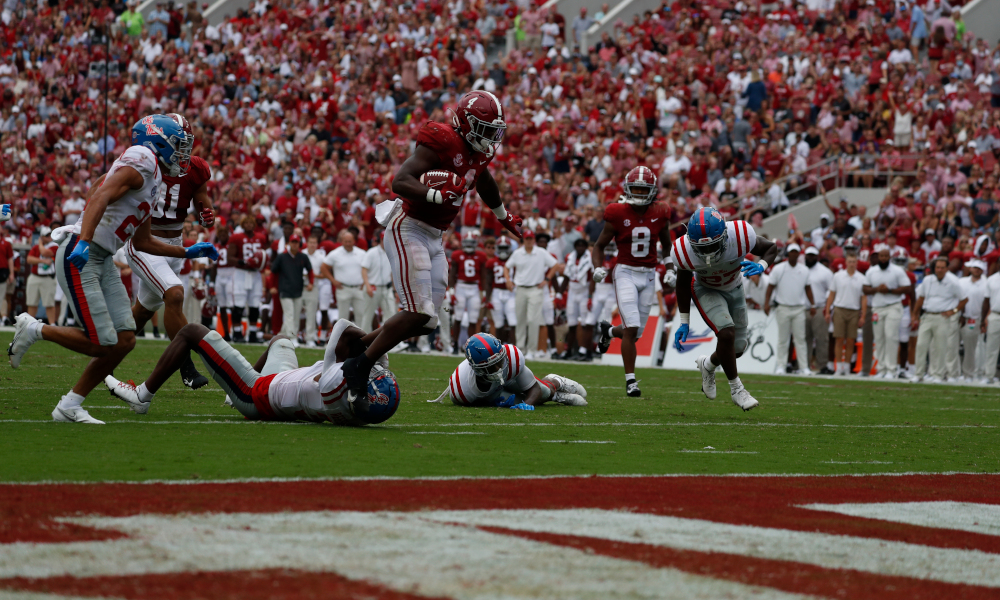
[419,170,463,189]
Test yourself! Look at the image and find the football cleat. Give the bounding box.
[180,357,209,390]
[544,374,587,397]
[731,386,759,411]
[52,405,105,424]
[626,380,641,397]
[597,321,613,354]
[696,355,717,400]
[553,392,588,406]
[104,375,150,414]
[8,313,39,369]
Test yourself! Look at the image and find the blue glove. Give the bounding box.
[673,323,690,352]
[0,204,10,222]
[495,394,519,408]
[185,242,219,260]
[68,240,90,270]
[511,402,535,411]
[740,260,764,277]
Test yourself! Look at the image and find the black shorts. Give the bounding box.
[0,268,9,283]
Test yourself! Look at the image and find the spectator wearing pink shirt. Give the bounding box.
[938,160,968,197]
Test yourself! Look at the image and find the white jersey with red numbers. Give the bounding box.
[452,249,487,285]
[672,220,757,292]
[564,250,593,293]
[264,319,362,425]
[447,344,535,406]
[602,201,671,268]
[72,145,160,253]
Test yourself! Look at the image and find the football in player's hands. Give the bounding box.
[420,170,465,203]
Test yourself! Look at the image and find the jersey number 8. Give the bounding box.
[631,226,650,258]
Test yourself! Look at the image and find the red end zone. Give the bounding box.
[2,474,998,600]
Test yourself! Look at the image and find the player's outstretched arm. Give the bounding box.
[750,236,779,267]
[391,145,442,201]
[79,167,143,243]
[477,169,523,240]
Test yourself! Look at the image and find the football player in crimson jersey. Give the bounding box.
[485,236,516,343]
[592,166,675,397]
[342,90,525,395]
[211,225,237,341]
[227,214,269,343]
[449,233,489,352]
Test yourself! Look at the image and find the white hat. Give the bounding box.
[819,213,831,221]
[227,74,236,81]
[804,246,819,255]
[11,106,19,113]
[965,259,986,271]
[39,226,52,236]
[786,243,802,253]
[85,131,94,138]
[873,243,890,253]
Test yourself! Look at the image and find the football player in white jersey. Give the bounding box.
[104,319,401,425]
[672,207,777,411]
[434,333,588,408]
[7,115,219,425]
[563,238,594,361]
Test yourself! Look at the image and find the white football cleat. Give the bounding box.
[922,375,943,384]
[696,355,717,400]
[553,392,588,406]
[104,375,150,414]
[731,386,759,411]
[52,405,105,424]
[7,313,39,369]
[544,374,587,397]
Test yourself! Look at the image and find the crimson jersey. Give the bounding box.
[452,249,487,285]
[230,229,269,271]
[603,201,671,268]
[486,256,506,286]
[152,156,211,229]
[402,121,495,230]
[215,240,234,268]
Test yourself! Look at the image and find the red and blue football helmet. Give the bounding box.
[131,114,193,178]
[687,207,728,265]
[349,364,401,425]
[465,333,507,384]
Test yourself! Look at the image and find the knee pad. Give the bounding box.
[203,330,223,343]
[735,337,749,357]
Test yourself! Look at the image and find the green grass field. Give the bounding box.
[1,332,998,483]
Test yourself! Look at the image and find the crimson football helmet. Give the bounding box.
[496,236,513,260]
[843,237,860,253]
[621,166,658,205]
[165,112,193,174]
[461,232,479,253]
[452,90,506,156]
[890,247,909,266]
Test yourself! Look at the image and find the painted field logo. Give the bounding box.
[1,475,997,600]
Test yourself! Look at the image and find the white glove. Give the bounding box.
[664,269,677,287]
[593,266,607,283]
[0,204,10,222]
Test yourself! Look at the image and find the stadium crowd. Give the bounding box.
[1,0,999,381]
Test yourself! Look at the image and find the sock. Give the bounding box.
[137,382,154,403]
[58,391,85,410]
[578,347,587,355]
[28,320,44,340]
[625,373,635,383]
[537,378,555,400]
[729,377,743,392]
[707,356,719,370]
[153,326,160,336]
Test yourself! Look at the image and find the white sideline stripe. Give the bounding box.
[539,440,616,444]
[679,450,758,454]
[428,509,1000,588]
[1,420,996,429]
[1,472,996,486]
[0,593,122,600]
[0,512,816,600]
[408,431,486,435]
[823,461,893,464]
[801,502,1000,538]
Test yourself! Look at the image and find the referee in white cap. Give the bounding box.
[911,256,967,383]
[764,243,815,375]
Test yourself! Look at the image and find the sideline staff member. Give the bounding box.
[505,230,557,357]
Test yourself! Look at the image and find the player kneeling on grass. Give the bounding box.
[434,333,587,409]
[104,319,400,426]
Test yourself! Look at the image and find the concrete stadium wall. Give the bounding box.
[757,187,888,241]
[139,0,250,26]
[961,0,1000,46]
[580,0,661,51]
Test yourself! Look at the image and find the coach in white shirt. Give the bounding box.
[505,230,557,358]
[862,245,913,378]
[911,257,968,383]
[981,269,1000,384]
[321,231,372,331]
[302,235,328,347]
[360,231,395,333]
[825,253,868,375]
[959,260,988,379]
[804,246,834,373]
[765,244,816,375]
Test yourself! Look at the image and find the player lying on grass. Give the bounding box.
[433,333,588,410]
[104,319,400,425]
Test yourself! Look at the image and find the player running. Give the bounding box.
[342,90,524,397]
[592,166,674,397]
[433,333,587,408]
[449,232,488,352]
[486,235,516,343]
[104,319,399,425]
[7,114,219,424]
[672,207,778,411]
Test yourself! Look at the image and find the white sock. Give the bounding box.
[137,383,154,403]
[58,391,85,410]
[625,373,635,382]
[707,356,719,370]
[729,377,743,392]
[578,347,587,355]
[28,320,44,339]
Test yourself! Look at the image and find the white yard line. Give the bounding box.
[427,509,1000,588]
[679,450,758,454]
[0,512,818,600]
[408,431,486,435]
[539,440,616,444]
[800,501,1000,538]
[823,461,894,464]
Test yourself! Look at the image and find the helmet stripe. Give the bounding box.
[484,91,502,118]
[698,209,706,239]
[473,333,495,355]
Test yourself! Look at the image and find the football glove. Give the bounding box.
[511,402,535,411]
[499,212,524,240]
[186,242,220,260]
[673,323,690,351]
[495,394,519,408]
[664,269,677,287]
[0,204,10,222]
[199,208,215,228]
[740,260,764,277]
[593,266,608,283]
[68,239,90,270]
